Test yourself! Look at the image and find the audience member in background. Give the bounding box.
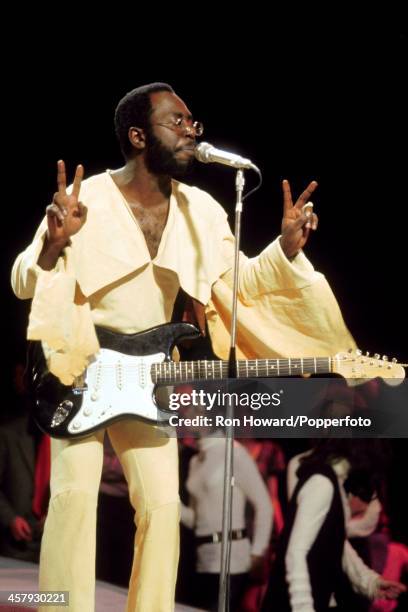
[0,363,50,562]
[240,438,286,611]
[262,439,406,612]
[370,538,408,612]
[181,430,273,611]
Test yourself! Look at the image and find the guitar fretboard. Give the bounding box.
[151,357,332,384]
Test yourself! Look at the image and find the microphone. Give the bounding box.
[194,142,260,172]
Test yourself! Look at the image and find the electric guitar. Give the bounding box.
[28,322,406,439]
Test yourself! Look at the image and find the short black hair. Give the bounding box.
[299,439,391,502]
[114,82,174,159]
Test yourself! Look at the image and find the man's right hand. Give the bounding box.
[10,516,32,541]
[45,160,87,247]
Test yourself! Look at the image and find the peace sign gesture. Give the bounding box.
[45,160,87,247]
[279,179,319,259]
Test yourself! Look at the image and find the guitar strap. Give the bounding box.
[172,289,206,336]
[172,289,217,360]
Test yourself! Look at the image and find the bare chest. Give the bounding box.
[129,201,169,259]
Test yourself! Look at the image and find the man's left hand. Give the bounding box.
[280,179,319,259]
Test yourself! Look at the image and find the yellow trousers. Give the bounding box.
[39,420,180,612]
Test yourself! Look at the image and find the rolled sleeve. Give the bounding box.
[11,221,65,299]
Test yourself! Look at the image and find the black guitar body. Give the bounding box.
[28,322,200,439]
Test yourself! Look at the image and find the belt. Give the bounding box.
[195,529,247,545]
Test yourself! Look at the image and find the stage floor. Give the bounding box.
[0,556,203,611]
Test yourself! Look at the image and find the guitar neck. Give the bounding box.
[152,357,332,384]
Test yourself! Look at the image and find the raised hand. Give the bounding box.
[45,160,87,247]
[279,179,319,259]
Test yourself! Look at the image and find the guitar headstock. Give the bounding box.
[333,350,406,386]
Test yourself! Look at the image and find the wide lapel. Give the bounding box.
[71,172,151,297]
[154,181,231,306]
[69,174,232,305]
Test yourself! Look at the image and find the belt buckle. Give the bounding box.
[212,533,220,543]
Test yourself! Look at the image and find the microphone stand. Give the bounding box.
[218,169,245,612]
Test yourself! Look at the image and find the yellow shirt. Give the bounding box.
[11,172,355,384]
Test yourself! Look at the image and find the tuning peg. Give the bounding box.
[365,351,370,357]
[392,358,398,363]
[356,349,362,356]
[374,353,380,359]
[382,355,388,361]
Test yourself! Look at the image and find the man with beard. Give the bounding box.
[11,83,356,611]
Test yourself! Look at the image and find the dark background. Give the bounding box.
[2,18,407,540]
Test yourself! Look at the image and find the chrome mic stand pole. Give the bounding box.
[218,169,245,612]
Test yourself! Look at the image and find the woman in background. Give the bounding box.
[262,439,406,612]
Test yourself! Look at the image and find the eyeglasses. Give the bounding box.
[153,117,204,137]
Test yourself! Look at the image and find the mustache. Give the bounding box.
[176,144,196,152]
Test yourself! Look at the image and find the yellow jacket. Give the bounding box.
[11,172,355,384]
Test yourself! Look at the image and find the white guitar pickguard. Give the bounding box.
[68,349,167,435]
